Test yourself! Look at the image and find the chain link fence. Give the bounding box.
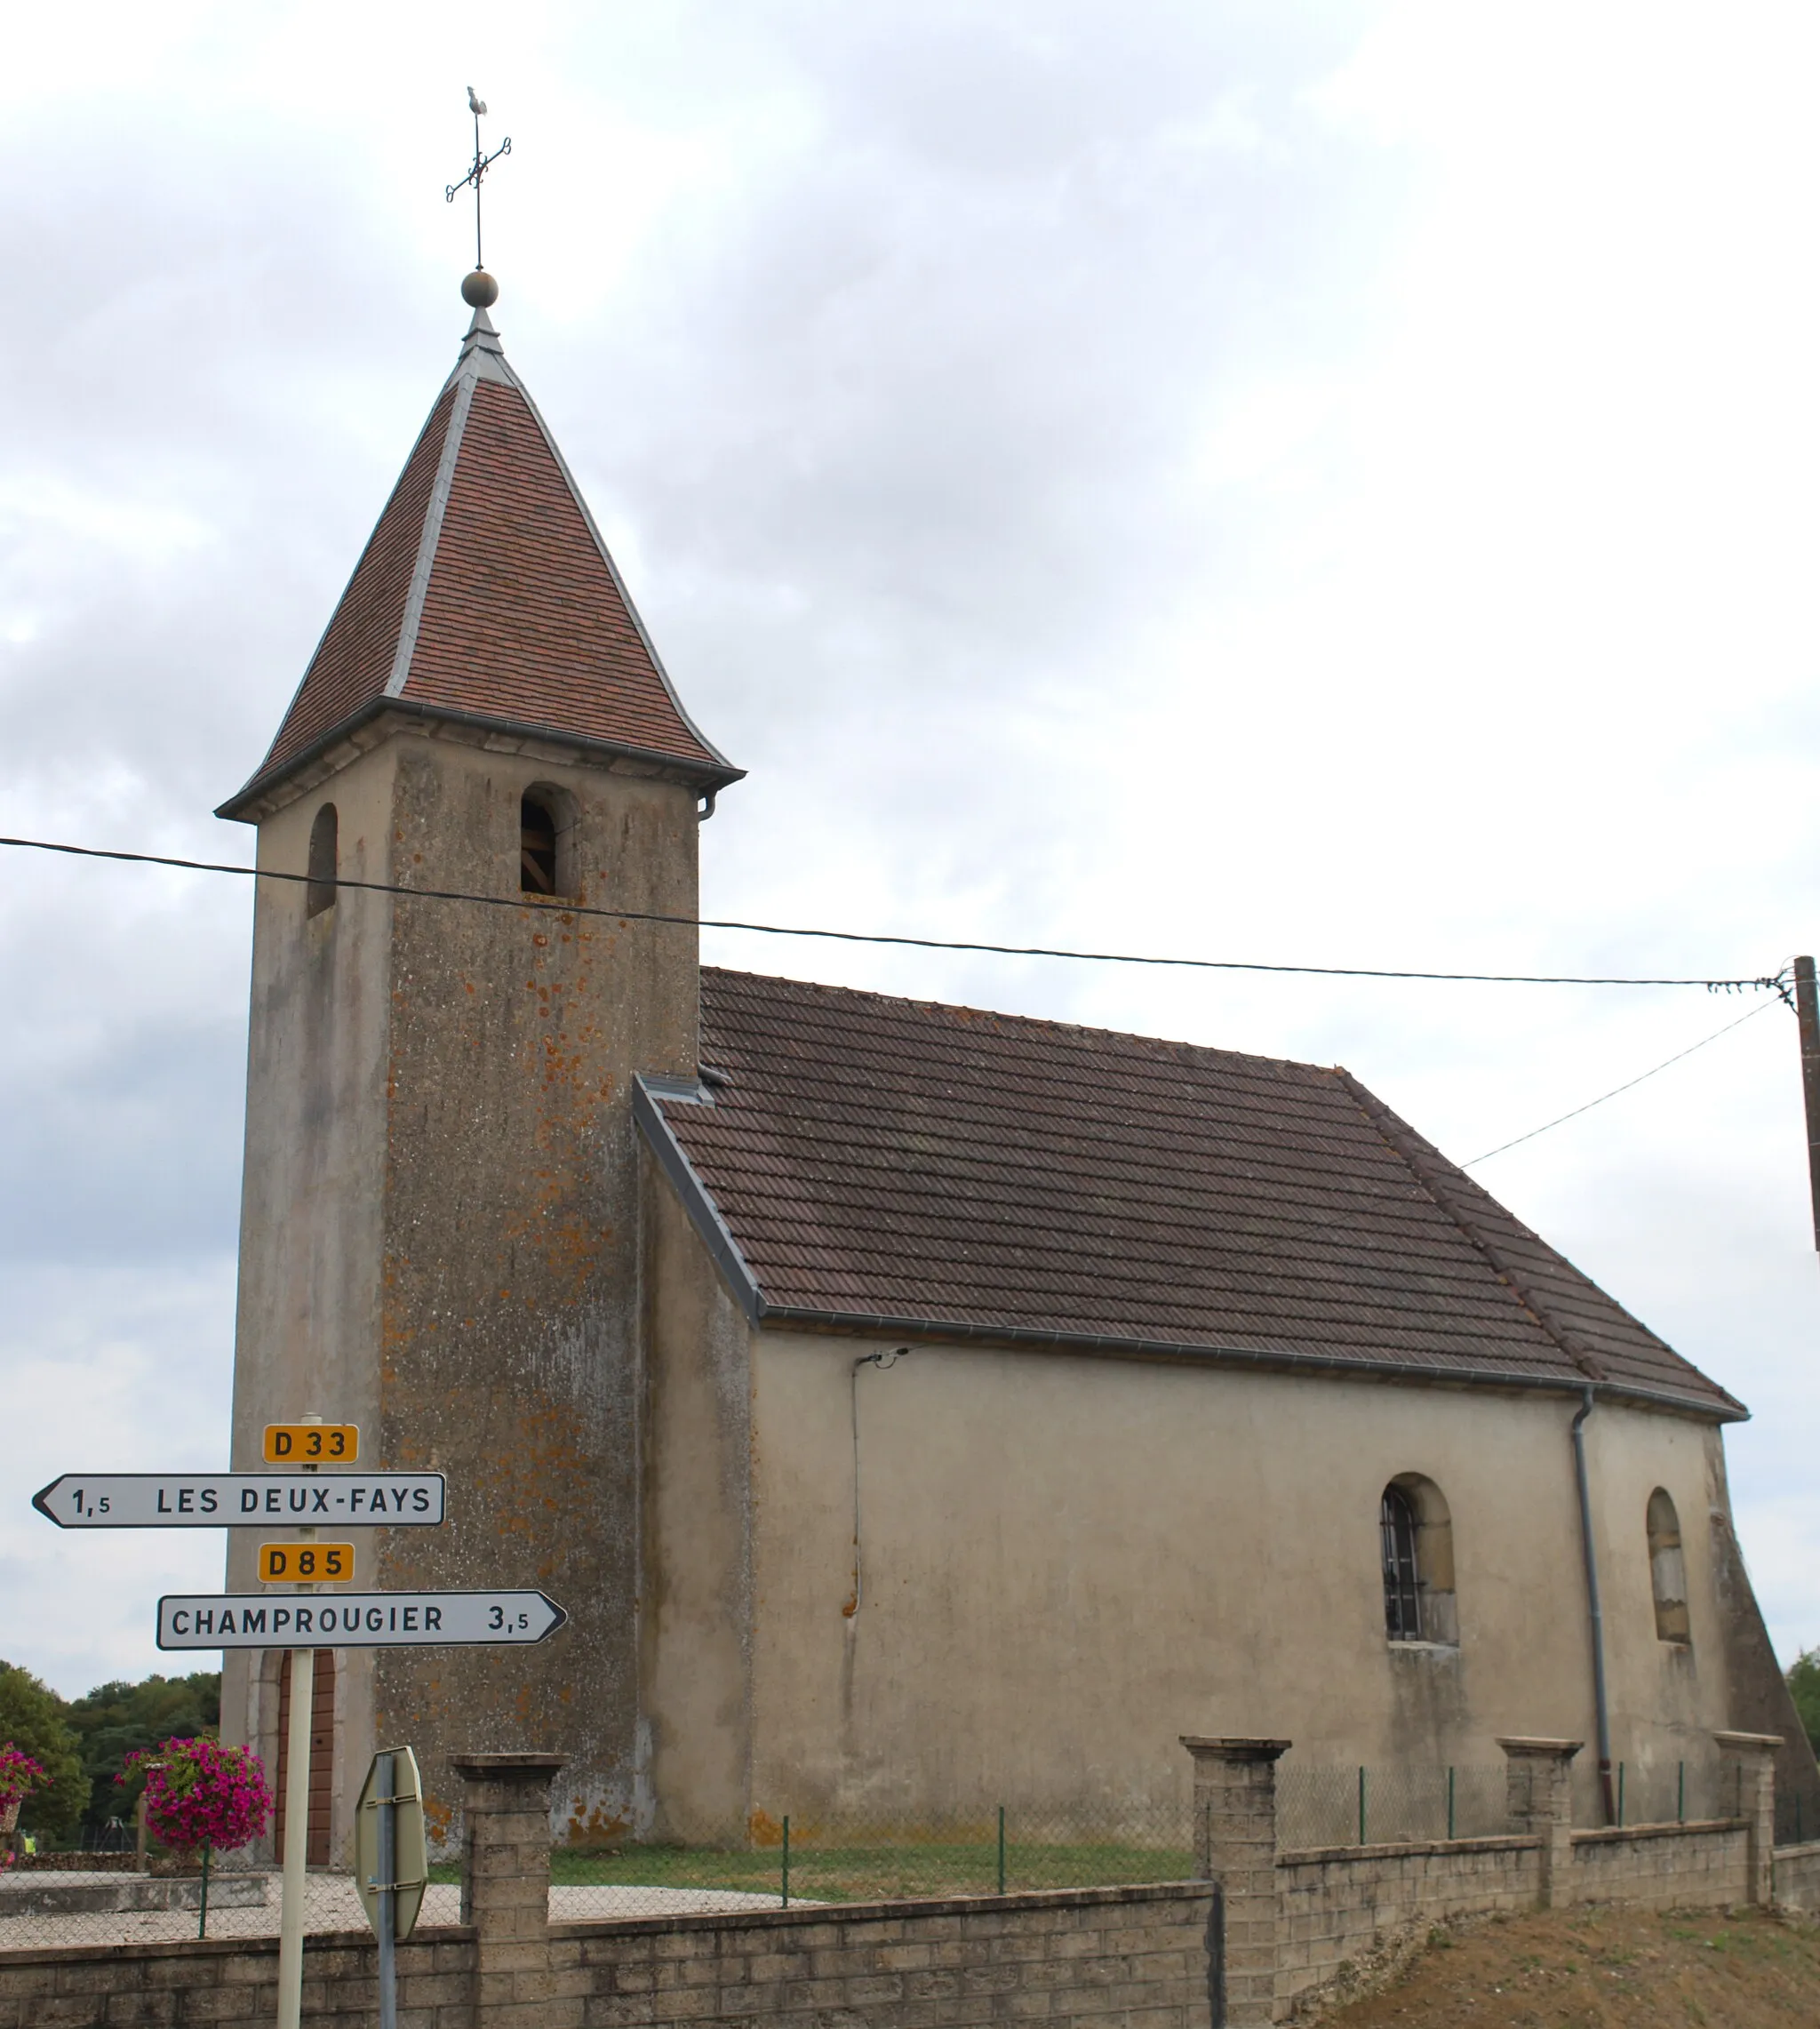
[543,1801,1196,1921]
[4,1801,1197,1944]
[1608,1757,1741,1832]
[1276,1765,1507,1849]
[1276,1758,1757,1851]
[0,1838,430,1951]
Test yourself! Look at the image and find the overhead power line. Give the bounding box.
[0,833,1791,995]
[1463,997,1781,1166]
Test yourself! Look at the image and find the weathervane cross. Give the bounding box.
[446,85,511,274]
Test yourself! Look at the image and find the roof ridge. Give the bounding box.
[384,372,477,699]
[700,965,1325,1079]
[1335,1066,1623,1385]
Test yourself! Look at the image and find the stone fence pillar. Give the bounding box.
[1183,1736,1289,2028]
[451,1751,568,2028]
[1497,1737,1580,1909]
[1714,1729,1780,1905]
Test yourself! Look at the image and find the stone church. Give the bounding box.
[217,292,1815,1859]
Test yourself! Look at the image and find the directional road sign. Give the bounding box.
[265,1423,359,1464]
[259,1542,355,1583]
[34,1474,445,1529]
[156,1589,568,1650]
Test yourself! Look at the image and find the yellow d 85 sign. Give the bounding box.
[263,1423,358,1464]
[259,1542,355,1584]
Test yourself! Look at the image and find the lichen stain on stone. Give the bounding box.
[565,1800,632,1845]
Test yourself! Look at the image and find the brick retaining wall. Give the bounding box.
[1569,1822,1748,1908]
[0,1927,476,2028]
[1275,1837,1536,2006]
[0,1887,1215,2029]
[1188,1731,1790,2025]
[1774,1838,1820,1914]
[1271,1822,1754,2012]
[548,1885,1213,2029]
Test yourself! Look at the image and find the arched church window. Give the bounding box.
[1381,1486,1423,1641]
[306,803,338,917]
[1647,1489,1690,1643]
[520,792,559,895]
[1379,1475,1458,1645]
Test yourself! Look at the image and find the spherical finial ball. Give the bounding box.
[461,268,500,309]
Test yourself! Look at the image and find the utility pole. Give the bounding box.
[1794,957,1820,1253]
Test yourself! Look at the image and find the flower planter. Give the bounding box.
[0,1797,20,1840]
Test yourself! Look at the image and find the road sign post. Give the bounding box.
[376,1751,395,2029]
[355,1745,427,2029]
[275,1642,314,2029]
[274,1418,324,2029]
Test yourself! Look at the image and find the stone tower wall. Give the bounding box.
[224,723,701,1853]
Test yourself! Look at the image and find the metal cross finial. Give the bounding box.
[446,86,512,273]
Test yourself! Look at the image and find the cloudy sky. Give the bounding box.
[5,0,1820,1701]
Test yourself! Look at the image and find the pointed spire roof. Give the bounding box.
[220,307,740,819]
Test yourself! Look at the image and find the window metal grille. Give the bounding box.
[1380,1485,1422,1641]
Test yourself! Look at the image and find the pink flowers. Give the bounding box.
[0,1745,49,1871]
[118,1738,273,1858]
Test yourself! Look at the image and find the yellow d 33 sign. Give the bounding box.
[263,1423,358,1463]
[259,1542,355,1584]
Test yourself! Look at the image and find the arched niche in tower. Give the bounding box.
[306,803,338,918]
[519,784,578,899]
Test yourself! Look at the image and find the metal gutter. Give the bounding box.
[1571,1387,1616,1823]
[218,695,744,821]
[754,1303,1744,1422]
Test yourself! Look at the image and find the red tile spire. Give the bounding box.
[220,306,739,819]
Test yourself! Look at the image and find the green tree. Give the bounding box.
[66,1672,220,1837]
[1789,1647,1820,1758]
[0,1660,84,1842]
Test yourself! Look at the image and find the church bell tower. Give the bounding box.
[216,281,741,1853]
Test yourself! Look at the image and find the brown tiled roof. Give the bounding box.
[642,969,1741,1418]
[221,312,738,815]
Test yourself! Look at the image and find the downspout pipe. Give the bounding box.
[846,1346,912,1617]
[1571,1386,1616,1825]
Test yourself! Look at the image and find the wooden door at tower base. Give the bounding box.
[274,1649,335,1865]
